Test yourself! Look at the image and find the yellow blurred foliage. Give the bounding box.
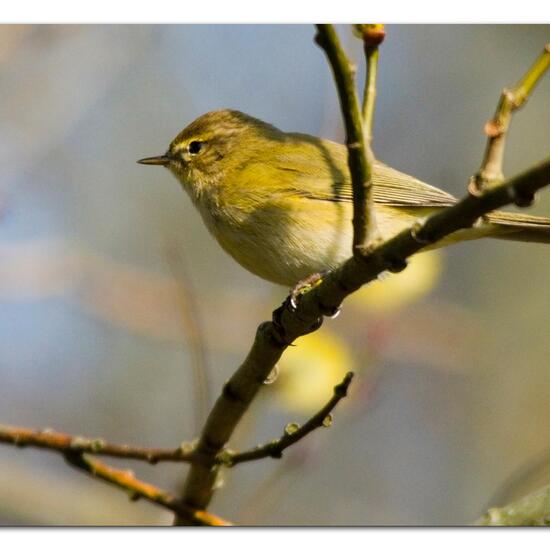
[349,250,443,314]
[275,330,355,414]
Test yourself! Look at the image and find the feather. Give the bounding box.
[264,134,457,208]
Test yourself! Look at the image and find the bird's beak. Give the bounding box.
[137,155,170,166]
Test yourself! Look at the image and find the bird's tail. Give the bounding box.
[486,211,550,244]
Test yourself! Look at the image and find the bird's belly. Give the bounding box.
[215,212,352,286]
[200,199,423,287]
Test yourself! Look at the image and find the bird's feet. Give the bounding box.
[287,272,341,319]
[289,272,325,310]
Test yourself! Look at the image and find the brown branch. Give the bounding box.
[0,424,197,464]
[177,36,550,520]
[222,372,354,466]
[63,452,231,526]
[179,157,550,516]
[472,43,550,191]
[315,24,378,253]
[0,424,231,524]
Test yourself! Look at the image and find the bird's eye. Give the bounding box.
[188,141,204,155]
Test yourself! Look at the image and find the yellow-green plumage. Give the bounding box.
[139,109,550,286]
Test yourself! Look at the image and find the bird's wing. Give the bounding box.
[271,135,457,208]
[371,161,457,207]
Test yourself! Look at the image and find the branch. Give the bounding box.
[0,425,231,524]
[63,452,231,526]
[315,24,378,253]
[0,424,197,464]
[476,483,550,526]
[221,372,354,466]
[472,43,550,190]
[178,36,550,517]
[180,157,550,514]
[354,24,386,144]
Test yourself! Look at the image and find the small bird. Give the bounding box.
[139,109,550,287]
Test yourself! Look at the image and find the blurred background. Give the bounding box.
[0,24,549,526]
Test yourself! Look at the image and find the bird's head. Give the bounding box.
[138,109,280,196]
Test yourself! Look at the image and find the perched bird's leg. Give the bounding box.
[289,272,324,310]
[288,272,341,319]
[272,285,325,347]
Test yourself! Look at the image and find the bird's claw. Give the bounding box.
[288,272,341,319]
[288,272,324,311]
[328,306,341,319]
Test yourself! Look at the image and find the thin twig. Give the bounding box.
[166,242,211,434]
[222,372,354,466]
[315,24,378,254]
[177,39,550,518]
[63,452,231,526]
[472,43,550,190]
[355,24,386,144]
[0,424,197,464]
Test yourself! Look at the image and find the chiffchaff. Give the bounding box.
[139,109,550,286]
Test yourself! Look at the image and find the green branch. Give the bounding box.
[315,24,378,253]
[354,24,386,144]
[473,43,550,190]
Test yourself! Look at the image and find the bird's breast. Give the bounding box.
[192,187,423,286]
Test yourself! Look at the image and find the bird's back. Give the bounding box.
[200,130,455,285]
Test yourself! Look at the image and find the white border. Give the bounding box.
[1,528,549,549]
[1,0,550,23]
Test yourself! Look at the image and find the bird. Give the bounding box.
[138,109,550,287]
